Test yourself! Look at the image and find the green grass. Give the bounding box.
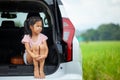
[80,41,120,80]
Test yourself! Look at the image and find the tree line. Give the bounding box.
[80,23,120,41]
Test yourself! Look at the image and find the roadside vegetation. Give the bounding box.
[80,41,120,80]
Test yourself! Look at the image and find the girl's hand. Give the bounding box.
[36,55,47,61]
[32,54,40,59]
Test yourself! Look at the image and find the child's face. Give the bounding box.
[30,21,42,35]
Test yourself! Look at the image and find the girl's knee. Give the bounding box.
[32,45,39,51]
[32,45,39,54]
[39,44,45,50]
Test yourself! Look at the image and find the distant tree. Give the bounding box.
[80,23,120,41]
[98,23,120,40]
[81,29,99,41]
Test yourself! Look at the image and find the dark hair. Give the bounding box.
[24,16,43,36]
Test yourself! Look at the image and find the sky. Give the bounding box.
[61,0,120,31]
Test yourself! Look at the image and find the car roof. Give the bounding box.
[0,1,45,12]
[0,0,62,12]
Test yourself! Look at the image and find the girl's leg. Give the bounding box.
[39,44,46,78]
[32,45,40,78]
[33,59,40,78]
[39,59,45,78]
[26,53,33,64]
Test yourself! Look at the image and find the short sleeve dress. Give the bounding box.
[21,33,48,64]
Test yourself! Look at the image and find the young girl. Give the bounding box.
[21,16,48,79]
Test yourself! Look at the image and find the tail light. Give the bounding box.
[62,17,75,61]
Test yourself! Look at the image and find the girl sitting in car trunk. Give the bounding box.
[21,16,48,79]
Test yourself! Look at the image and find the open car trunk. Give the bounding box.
[0,0,60,76]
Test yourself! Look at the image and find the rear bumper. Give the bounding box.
[0,62,82,80]
[48,74,82,80]
[0,74,82,80]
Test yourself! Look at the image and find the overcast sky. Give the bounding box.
[62,0,120,31]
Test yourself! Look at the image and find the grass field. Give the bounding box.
[80,41,120,80]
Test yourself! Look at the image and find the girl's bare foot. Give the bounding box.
[34,69,40,78]
[40,71,45,79]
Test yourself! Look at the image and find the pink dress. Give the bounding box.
[21,33,48,64]
[21,33,48,53]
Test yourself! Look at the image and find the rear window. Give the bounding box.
[0,12,49,27]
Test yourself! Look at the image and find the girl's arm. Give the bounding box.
[36,41,48,60]
[43,40,49,58]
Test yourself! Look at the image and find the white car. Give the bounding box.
[0,0,82,80]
